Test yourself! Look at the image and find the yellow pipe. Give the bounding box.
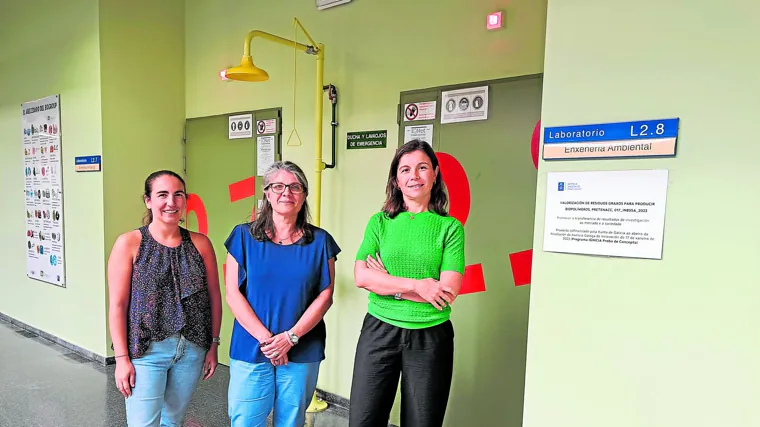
[243,30,311,56]
[313,43,326,227]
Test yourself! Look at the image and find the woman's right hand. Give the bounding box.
[271,353,289,367]
[413,278,454,311]
[115,359,135,398]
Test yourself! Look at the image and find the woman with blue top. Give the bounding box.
[349,140,465,427]
[224,160,341,427]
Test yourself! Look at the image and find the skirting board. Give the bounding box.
[0,312,113,366]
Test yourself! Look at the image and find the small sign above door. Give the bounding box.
[229,114,253,139]
[256,119,277,135]
[441,86,488,124]
[403,101,436,122]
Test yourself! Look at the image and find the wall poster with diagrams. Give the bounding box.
[22,94,66,287]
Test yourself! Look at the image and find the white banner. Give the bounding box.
[22,95,66,286]
[543,169,669,259]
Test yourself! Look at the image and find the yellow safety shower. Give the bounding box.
[220,18,335,228]
[220,19,335,414]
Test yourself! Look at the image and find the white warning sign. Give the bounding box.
[229,114,253,139]
[403,101,437,122]
[440,86,488,124]
[256,119,277,135]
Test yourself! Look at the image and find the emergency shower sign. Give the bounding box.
[229,114,253,139]
[347,130,387,149]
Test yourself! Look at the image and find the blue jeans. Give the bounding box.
[125,334,206,427]
[228,358,321,427]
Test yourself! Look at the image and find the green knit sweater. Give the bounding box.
[356,210,465,329]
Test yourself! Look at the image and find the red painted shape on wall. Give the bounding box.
[437,152,471,226]
[509,249,532,286]
[437,152,483,293]
[229,176,257,220]
[459,263,486,295]
[531,119,541,170]
[186,193,208,236]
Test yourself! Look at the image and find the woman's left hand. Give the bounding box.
[203,345,218,380]
[261,332,293,360]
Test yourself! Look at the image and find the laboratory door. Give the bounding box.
[398,75,542,427]
[184,108,282,366]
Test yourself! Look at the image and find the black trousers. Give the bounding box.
[348,313,454,427]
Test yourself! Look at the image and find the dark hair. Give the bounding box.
[382,139,449,218]
[143,170,186,226]
[250,161,314,244]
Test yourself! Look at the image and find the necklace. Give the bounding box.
[274,229,300,245]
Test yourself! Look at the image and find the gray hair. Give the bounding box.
[263,161,309,195]
[250,160,313,244]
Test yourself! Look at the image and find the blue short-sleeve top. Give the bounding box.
[224,223,341,364]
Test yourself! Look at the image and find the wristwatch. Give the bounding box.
[212,337,220,344]
[394,293,402,300]
[287,331,299,346]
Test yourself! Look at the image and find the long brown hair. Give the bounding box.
[250,161,314,244]
[381,139,449,218]
[142,170,186,226]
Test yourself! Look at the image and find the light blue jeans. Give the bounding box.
[125,334,206,427]
[228,358,321,427]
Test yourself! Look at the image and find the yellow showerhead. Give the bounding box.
[220,56,269,82]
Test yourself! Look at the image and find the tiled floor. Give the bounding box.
[0,319,348,427]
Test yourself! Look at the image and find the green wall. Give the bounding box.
[0,0,107,354]
[0,0,185,358]
[186,0,546,423]
[524,2,760,427]
[99,0,185,354]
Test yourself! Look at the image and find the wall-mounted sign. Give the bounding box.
[404,125,434,148]
[543,169,669,260]
[256,119,277,135]
[229,113,253,139]
[22,94,66,287]
[440,86,488,124]
[403,101,436,122]
[257,136,275,176]
[543,118,679,160]
[347,130,387,149]
[74,156,101,172]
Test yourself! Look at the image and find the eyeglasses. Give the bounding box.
[266,182,305,194]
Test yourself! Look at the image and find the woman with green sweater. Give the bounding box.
[349,139,465,427]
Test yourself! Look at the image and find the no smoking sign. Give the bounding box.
[403,101,437,122]
[256,119,277,135]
